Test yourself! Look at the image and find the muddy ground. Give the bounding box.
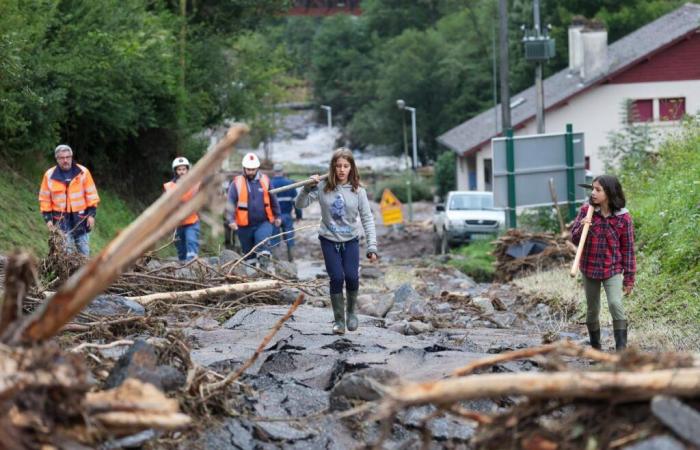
[173,202,590,449]
[3,199,680,449]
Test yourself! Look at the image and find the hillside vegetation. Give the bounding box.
[622,121,700,328]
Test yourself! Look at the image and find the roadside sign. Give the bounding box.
[379,189,403,225]
[492,125,588,227]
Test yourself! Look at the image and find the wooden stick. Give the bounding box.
[268,174,328,194]
[70,339,135,353]
[570,204,594,277]
[548,178,566,235]
[388,367,700,407]
[4,124,249,345]
[128,279,281,306]
[204,293,304,394]
[0,252,37,334]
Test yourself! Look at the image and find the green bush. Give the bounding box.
[518,206,568,234]
[620,120,700,324]
[448,240,495,282]
[372,176,433,203]
[434,150,456,200]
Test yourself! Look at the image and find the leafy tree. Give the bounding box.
[310,14,375,122]
[434,150,456,199]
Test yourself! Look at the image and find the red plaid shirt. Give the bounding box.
[571,203,636,287]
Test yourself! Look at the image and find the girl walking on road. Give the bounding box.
[572,175,636,351]
[295,148,378,334]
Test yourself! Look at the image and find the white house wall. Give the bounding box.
[464,79,700,191]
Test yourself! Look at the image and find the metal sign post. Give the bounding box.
[506,129,517,228]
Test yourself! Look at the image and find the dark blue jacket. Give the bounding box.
[227,172,281,227]
[270,175,302,218]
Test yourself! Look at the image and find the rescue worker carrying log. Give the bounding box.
[163,157,200,262]
[227,153,281,269]
[39,144,100,256]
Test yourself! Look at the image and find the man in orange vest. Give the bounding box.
[227,153,281,268]
[163,157,200,261]
[39,144,100,256]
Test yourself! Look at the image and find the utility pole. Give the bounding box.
[523,0,554,134]
[534,0,545,133]
[498,0,511,132]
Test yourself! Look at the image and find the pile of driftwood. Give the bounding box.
[493,230,577,281]
[374,340,700,449]
[0,124,310,447]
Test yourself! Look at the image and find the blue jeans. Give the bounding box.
[319,236,359,295]
[237,221,274,259]
[271,213,295,249]
[64,232,90,256]
[175,222,200,261]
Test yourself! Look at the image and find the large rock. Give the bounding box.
[357,293,395,318]
[86,295,145,317]
[393,283,422,306]
[473,297,495,315]
[105,340,185,392]
[329,368,400,411]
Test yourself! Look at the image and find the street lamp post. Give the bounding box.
[397,99,417,222]
[320,105,332,129]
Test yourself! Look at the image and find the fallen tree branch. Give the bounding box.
[127,279,282,305]
[69,339,135,353]
[204,293,304,394]
[451,340,619,377]
[3,124,249,345]
[386,367,700,409]
[0,252,37,334]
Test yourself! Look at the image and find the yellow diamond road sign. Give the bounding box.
[380,188,403,225]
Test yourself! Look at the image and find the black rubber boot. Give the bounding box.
[330,293,346,335]
[287,246,294,262]
[586,322,602,350]
[346,290,359,332]
[613,320,628,351]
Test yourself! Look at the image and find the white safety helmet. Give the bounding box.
[172,156,190,171]
[242,152,261,169]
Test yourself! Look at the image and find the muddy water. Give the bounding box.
[181,201,587,448]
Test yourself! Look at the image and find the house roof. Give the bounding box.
[437,3,700,156]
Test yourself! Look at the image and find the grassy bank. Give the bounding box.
[0,162,137,257]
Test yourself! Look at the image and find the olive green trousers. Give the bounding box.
[583,273,626,326]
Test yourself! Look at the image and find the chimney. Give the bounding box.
[568,16,585,73]
[580,19,608,80]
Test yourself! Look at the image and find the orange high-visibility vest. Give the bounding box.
[39,164,100,214]
[163,181,199,226]
[234,174,275,226]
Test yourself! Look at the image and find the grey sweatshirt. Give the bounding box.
[295,180,377,254]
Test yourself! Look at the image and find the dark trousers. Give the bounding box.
[320,236,359,295]
[237,221,273,259]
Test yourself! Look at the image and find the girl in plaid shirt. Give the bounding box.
[572,175,636,351]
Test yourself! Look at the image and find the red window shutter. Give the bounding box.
[628,99,653,123]
[659,98,686,121]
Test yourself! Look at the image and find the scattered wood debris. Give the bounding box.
[493,229,577,281]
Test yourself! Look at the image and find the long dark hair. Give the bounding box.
[325,148,361,192]
[593,175,626,212]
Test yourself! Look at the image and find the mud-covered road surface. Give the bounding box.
[179,202,588,448]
